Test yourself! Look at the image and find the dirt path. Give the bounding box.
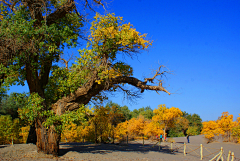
[0,135,239,161]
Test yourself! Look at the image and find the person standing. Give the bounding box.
[186,135,190,143]
[160,134,163,142]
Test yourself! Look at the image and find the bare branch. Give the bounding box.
[144,65,170,84]
[1,0,16,11]
[115,85,138,97]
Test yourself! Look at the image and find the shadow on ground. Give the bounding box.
[58,142,180,156]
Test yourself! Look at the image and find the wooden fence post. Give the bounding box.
[200,144,203,160]
[217,147,223,161]
[184,143,186,156]
[227,150,231,161]
[221,147,223,161]
[231,152,234,161]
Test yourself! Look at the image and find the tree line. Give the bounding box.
[201,112,240,143]
[0,94,203,144]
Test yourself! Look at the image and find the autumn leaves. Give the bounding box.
[60,104,186,143]
[201,112,240,143]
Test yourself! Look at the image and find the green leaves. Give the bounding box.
[18,93,44,123]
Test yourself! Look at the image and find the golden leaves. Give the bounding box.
[202,111,240,142]
[152,104,182,124]
[89,13,152,54]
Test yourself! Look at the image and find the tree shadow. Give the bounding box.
[175,142,185,144]
[58,141,182,156]
[0,145,7,148]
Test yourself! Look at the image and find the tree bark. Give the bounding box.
[35,119,61,156]
[26,123,37,144]
[94,121,98,144]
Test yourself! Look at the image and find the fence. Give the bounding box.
[146,141,240,161]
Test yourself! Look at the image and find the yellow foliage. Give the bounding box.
[90,13,152,52]
[61,122,78,142]
[19,126,30,143]
[237,114,240,125]
[153,104,183,124]
[115,121,129,139]
[127,115,146,137]
[144,120,163,137]
[202,120,223,139]
[217,112,234,134]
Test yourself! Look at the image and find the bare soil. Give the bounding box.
[0,135,240,161]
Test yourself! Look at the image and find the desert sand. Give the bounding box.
[0,135,239,161]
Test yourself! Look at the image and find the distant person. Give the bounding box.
[160,134,163,142]
[186,135,190,143]
[156,135,158,140]
[164,135,166,142]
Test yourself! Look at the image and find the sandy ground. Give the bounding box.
[0,135,240,161]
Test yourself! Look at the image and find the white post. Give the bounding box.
[217,147,223,161]
[231,152,234,161]
[200,144,203,160]
[184,143,186,156]
[227,150,231,161]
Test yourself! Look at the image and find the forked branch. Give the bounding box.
[144,65,170,84]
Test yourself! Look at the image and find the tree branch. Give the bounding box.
[144,65,169,84]
[52,74,170,115]
[46,0,76,26]
[1,0,16,11]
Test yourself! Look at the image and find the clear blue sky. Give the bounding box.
[8,0,240,122]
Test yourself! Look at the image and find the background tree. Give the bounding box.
[152,104,182,139]
[168,117,189,137]
[0,1,170,156]
[201,120,224,143]
[105,101,131,122]
[185,113,203,135]
[217,112,234,142]
[0,93,28,119]
[232,114,240,143]
[130,106,153,119]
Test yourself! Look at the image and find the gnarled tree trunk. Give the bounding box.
[35,119,61,156]
[27,123,37,144]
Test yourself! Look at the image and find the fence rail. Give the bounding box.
[145,141,238,161]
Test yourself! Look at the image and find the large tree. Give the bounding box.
[0,0,170,156]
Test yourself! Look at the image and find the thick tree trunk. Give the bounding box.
[26,123,37,144]
[112,125,115,144]
[163,126,167,142]
[35,119,61,156]
[94,121,98,144]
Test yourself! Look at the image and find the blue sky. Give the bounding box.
[8,0,240,121]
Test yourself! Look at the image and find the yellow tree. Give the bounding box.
[144,120,163,139]
[152,104,182,139]
[61,122,78,142]
[91,106,110,143]
[107,105,124,143]
[232,114,240,143]
[115,121,129,139]
[201,120,224,142]
[217,112,234,141]
[127,115,147,139]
